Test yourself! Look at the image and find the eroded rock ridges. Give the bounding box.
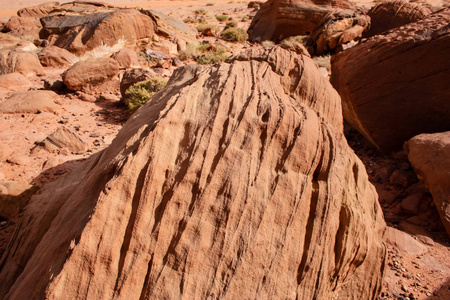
[331,8,450,154]
[0,47,385,299]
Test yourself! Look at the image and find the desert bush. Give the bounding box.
[221,27,248,42]
[183,17,198,23]
[206,2,215,6]
[280,35,308,47]
[261,40,275,48]
[198,16,206,24]
[225,20,238,28]
[124,78,167,112]
[178,42,213,60]
[196,24,220,35]
[215,15,229,22]
[313,54,331,71]
[196,47,229,65]
[194,8,207,15]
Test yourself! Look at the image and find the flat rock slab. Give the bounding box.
[0,90,60,113]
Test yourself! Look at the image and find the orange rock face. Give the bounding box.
[331,8,450,154]
[247,0,355,42]
[0,47,385,299]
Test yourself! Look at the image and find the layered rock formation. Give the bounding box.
[331,8,450,154]
[363,1,431,38]
[0,47,385,299]
[247,0,355,42]
[405,131,450,237]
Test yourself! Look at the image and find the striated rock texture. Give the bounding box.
[0,47,385,300]
[363,1,431,38]
[331,9,450,154]
[405,131,450,237]
[247,0,355,42]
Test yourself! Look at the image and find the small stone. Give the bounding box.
[1,221,7,226]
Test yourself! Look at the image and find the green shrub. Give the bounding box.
[194,8,207,15]
[221,27,248,42]
[183,17,198,23]
[313,54,331,71]
[261,40,275,48]
[196,47,229,65]
[280,35,308,47]
[206,2,215,6]
[125,78,167,112]
[196,24,220,35]
[225,20,238,28]
[198,16,206,24]
[178,42,213,60]
[215,14,229,22]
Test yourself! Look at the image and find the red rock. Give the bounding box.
[62,57,119,91]
[0,73,32,91]
[4,16,42,40]
[331,8,450,154]
[308,11,370,55]
[0,50,45,77]
[401,192,425,215]
[33,126,89,154]
[0,47,385,299]
[17,1,60,17]
[38,45,78,68]
[110,48,140,69]
[363,1,431,38]
[248,0,356,42]
[0,33,37,51]
[384,227,427,255]
[0,90,59,114]
[405,131,450,237]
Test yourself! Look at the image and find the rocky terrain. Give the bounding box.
[0,0,449,299]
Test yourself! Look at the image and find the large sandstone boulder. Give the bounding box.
[62,57,119,91]
[331,8,450,154]
[38,45,78,68]
[363,1,431,38]
[405,131,450,237]
[247,0,355,42]
[40,8,155,55]
[0,50,45,77]
[0,33,37,52]
[0,73,32,91]
[0,47,385,299]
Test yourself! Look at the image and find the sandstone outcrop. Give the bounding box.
[4,16,42,40]
[363,1,431,38]
[110,48,140,69]
[16,1,60,17]
[0,33,37,52]
[405,131,450,237]
[247,0,355,42]
[0,73,32,90]
[331,9,450,154]
[0,47,385,299]
[40,8,156,55]
[0,90,60,113]
[62,57,119,91]
[307,11,370,55]
[0,50,44,77]
[38,45,78,68]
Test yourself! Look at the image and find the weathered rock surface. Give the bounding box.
[247,0,355,42]
[4,16,42,40]
[0,33,37,52]
[0,47,385,300]
[0,50,45,77]
[40,8,155,55]
[38,45,78,68]
[405,131,450,237]
[308,11,370,55]
[0,73,32,91]
[0,90,59,114]
[0,182,38,220]
[33,126,89,154]
[331,9,450,154]
[384,227,427,255]
[62,57,119,91]
[110,48,140,69]
[363,1,431,38]
[17,1,60,17]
